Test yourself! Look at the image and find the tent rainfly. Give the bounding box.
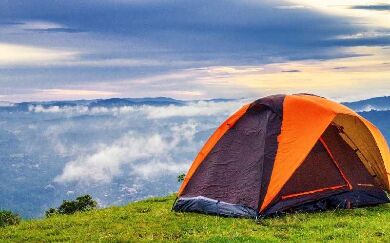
[173,94,390,218]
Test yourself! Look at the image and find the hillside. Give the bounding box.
[1,195,390,242]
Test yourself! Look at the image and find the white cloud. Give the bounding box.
[143,100,244,119]
[355,105,390,112]
[0,43,79,66]
[275,5,306,10]
[26,100,248,185]
[54,133,168,183]
[335,32,390,40]
[54,121,199,184]
[20,21,63,30]
[132,160,189,178]
[27,99,247,118]
[29,105,87,113]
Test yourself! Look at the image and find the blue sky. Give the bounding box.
[0,0,389,101]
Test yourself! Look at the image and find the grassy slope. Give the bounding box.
[1,195,390,242]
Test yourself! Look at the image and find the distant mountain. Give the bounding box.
[358,110,390,141]
[342,96,390,112]
[201,98,237,103]
[1,96,389,113]
[0,97,184,112]
[88,97,183,107]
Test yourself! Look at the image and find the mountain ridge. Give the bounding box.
[0,96,389,112]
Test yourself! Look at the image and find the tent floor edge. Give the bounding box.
[263,188,390,217]
[172,196,258,218]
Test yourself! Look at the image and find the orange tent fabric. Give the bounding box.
[259,94,390,212]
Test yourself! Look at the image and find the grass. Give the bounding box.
[1,194,390,242]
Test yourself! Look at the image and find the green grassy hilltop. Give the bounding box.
[1,195,389,242]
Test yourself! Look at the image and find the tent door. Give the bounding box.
[278,137,351,201]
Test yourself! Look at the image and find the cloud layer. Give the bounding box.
[47,100,244,184]
[54,131,188,183]
[1,0,389,101]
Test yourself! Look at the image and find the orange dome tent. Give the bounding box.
[173,94,390,217]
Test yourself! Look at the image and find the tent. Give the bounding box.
[173,94,390,217]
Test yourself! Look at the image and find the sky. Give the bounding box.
[0,0,389,102]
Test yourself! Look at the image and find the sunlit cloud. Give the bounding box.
[222,47,390,101]
[114,46,388,101]
[288,0,390,28]
[0,43,79,66]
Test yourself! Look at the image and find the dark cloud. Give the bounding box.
[350,4,390,11]
[281,69,301,73]
[333,66,348,70]
[0,21,23,25]
[0,0,359,54]
[24,27,84,33]
[322,35,390,47]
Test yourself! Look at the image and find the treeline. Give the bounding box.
[0,194,97,227]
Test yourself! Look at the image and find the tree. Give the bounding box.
[0,210,20,227]
[45,194,97,217]
[45,208,57,218]
[177,173,185,182]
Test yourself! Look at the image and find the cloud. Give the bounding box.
[143,100,244,119]
[60,58,202,68]
[325,32,390,47]
[4,43,388,102]
[28,105,89,114]
[54,133,168,183]
[18,20,82,33]
[275,5,306,10]
[354,105,390,113]
[132,160,189,179]
[350,4,390,11]
[27,99,246,119]
[25,100,246,187]
[0,43,79,66]
[28,28,83,33]
[0,0,389,101]
[45,100,247,185]
[19,21,63,30]
[0,0,361,56]
[54,121,199,184]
